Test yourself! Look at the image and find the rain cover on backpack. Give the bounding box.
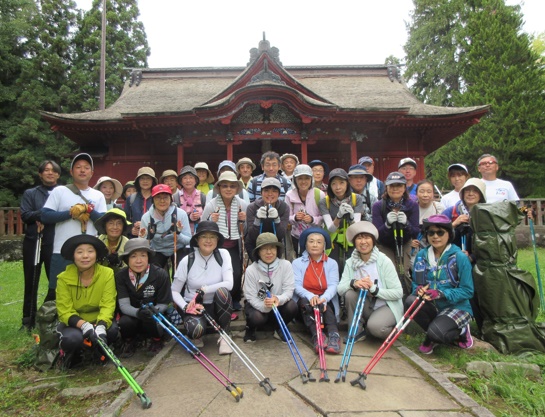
[33,301,60,371]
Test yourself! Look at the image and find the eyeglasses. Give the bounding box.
[426,229,447,237]
[479,161,497,167]
[220,184,238,189]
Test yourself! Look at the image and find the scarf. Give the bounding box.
[180,188,200,215]
[351,246,379,273]
[256,258,280,284]
[128,265,150,290]
[216,197,241,240]
[386,197,407,212]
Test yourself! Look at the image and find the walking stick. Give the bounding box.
[393,222,409,294]
[351,289,427,390]
[30,224,43,324]
[529,215,545,310]
[314,305,329,382]
[238,214,247,288]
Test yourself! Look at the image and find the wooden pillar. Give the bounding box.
[301,141,308,164]
[350,140,358,166]
[177,143,184,173]
[227,142,233,161]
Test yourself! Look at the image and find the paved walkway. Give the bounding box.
[100,320,495,417]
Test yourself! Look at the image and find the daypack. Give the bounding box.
[325,193,357,210]
[33,301,60,371]
[414,253,460,287]
[186,249,223,273]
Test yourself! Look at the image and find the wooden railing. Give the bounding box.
[520,199,544,226]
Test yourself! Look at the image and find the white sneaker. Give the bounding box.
[217,337,233,355]
[192,338,204,348]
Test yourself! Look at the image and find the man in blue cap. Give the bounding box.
[348,164,377,221]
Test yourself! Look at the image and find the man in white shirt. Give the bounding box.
[477,154,519,203]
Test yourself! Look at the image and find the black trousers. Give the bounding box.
[245,300,298,330]
[118,314,162,340]
[22,238,53,325]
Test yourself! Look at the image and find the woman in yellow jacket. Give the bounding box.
[56,235,117,368]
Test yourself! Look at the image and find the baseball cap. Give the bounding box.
[447,163,469,174]
[398,157,417,169]
[385,172,407,186]
[71,153,93,170]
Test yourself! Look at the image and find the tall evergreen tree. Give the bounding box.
[68,0,150,111]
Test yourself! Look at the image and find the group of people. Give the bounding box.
[20,149,522,367]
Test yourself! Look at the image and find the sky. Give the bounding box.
[76,0,544,68]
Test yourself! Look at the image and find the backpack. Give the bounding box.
[33,301,60,371]
[186,249,223,273]
[325,193,357,210]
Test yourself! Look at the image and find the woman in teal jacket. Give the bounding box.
[406,214,474,354]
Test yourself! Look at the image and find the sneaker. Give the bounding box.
[419,338,436,355]
[273,330,287,343]
[192,338,204,348]
[243,327,256,343]
[325,332,341,354]
[230,313,239,321]
[232,301,242,311]
[119,339,137,359]
[218,337,233,355]
[458,324,474,349]
[343,329,367,344]
[147,338,164,356]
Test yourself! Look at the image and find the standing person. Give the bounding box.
[398,158,418,200]
[159,169,180,206]
[94,176,122,210]
[236,157,256,189]
[309,160,329,192]
[245,177,290,262]
[285,164,324,257]
[318,168,364,277]
[440,164,470,209]
[280,153,299,182]
[202,171,248,315]
[41,153,107,298]
[347,164,376,221]
[206,160,250,203]
[242,233,297,343]
[292,227,341,354]
[171,221,234,354]
[125,167,158,238]
[358,156,385,200]
[139,184,191,274]
[194,162,215,194]
[56,235,117,368]
[477,154,519,203]
[177,166,205,237]
[247,151,291,202]
[95,208,131,274]
[406,214,474,354]
[20,160,61,328]
[115,238,172,357]
[371,172,420,295]
[338,222,403,341]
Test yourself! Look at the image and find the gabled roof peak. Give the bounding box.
[249,33,282,66]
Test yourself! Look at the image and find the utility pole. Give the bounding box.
[99,0,106,110]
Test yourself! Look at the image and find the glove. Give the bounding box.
[397,212,407,225]
[267,207,279,219]
[386,211,398,225]
[256,206,268,219]
[344,204,355,220]
[137,307,154,321]
[106,253,122,267]
[336,203,351,219]
[95,324,107,342]
[70,203,88,219]
[81,321,95,341]
[426,289,442,300]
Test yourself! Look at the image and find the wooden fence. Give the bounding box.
[2,199,544,237]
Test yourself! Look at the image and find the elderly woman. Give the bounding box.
[56,235,117,368]
[285,164,324,257]
[292,227,341,354]
[407,214,474,354]
[94,176,123,210]
[125,167,158,238]
[202,171,248,314]
[242,233,297,343]
[171,221,234,355]
[115,238,172,358]
[95,208,131,273]
[178,165,206,235]
[372,172,420,295]
[338,222,403,341]
[139,184,191,275]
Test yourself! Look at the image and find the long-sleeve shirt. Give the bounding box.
[140,204,191,255]
[285,188,324,238]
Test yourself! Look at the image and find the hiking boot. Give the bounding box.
[192,337,204,348]
[458,324,474,349]
[312,335,320,353]
[325,332,341,354]
[218,337,233,355]
[243,327,256,343]
[147,338,164,356]
[119,339,137,359]
[273,330,287,344]
[419,337,436,355]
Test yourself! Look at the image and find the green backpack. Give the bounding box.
[33,301,60,372]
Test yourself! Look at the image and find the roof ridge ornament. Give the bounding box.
[248,33,282,66]
[247,59,286,86]
[387,65,402,83]
[129,69,142,87]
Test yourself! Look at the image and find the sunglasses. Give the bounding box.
[426,229,447,237]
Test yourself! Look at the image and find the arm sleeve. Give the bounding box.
[202,200,215,222]
[97,271,117,328]
[441,252,474,304]
[376,256,403,301]
[41,207,71,224]
[56,277,78,326]
[292,259,316,301]
[171,258,189,309]
[177,209,192,245]
[204,250,234,294]
[20,189,41,223]
[337,260,354,296]
[242,266,265,311]
[118,297,139,317]
[322,259,340,302]
[276,261,295,306]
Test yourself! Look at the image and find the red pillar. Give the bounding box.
[301,141,308,164]
[350,141,358,166]
[227,142,233,161]
[177,143,184,173]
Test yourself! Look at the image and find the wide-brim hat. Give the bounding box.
[71,153,94,171]
[120,238,155,263]
[358,156,374,165]
[135,167,158,191]
[177,166,199,186]
[253,232,284,260]
[421,214,454,243]
[299,227,331,252]
[236,157,256,171]
[308,160,330,176]
[261,177,282,191]
[194,162,215,183]
[159,169,178,184]
[346,221,379,244]
[213,171,243,194]
[61,235,108,262]
[93,176,123,201]
[385,171,407,186]
[348,164,373,182]
[459,177,486,203]
[217,160,237,176]
[190,221,225,248]
[280,153,299,165]
[95,208,132,236]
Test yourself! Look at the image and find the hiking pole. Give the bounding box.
[239,215,247,288]
[393,222,408,294]
[528,214,545,310]
[95,338,152,409]
[30,225,43,325]
[335,288,367,383]
[351,290,427,390]
[146,305,243,402]
[313,305,330,382]
[195,290,276,395]
[263,286,315,384]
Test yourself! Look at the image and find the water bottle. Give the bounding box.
[414,256,426,285]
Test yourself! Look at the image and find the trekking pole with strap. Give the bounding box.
[263,286,315,384]
[528,213,545,310]
[350,288,428,390]
[30,225,43,324]
[238,211,247,288]
[95,338,152,409]
[313,304,329,382]
[171,211,178,277]
[195,290,276,395]
[393,221,409,294]
[146,304,243,401]
[335,288,368,383]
